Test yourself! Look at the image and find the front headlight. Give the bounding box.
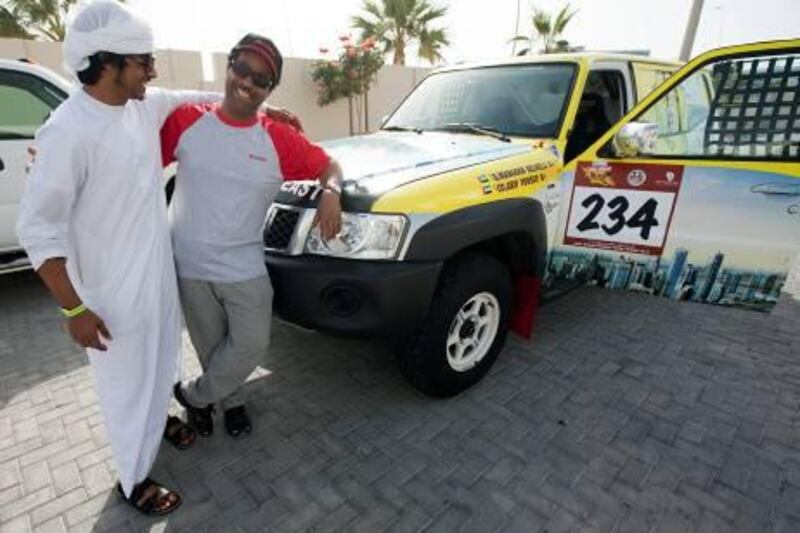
[304,213,407,260]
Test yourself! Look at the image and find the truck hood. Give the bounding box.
[323,131,531,189]
[275,131,533,210]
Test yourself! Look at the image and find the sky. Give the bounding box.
[121,0,799,80]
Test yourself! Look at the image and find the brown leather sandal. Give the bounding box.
[116,478,182,516]
[163,415,196,451]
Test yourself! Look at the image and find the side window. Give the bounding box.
[632,64,673,102]
[0,70,66,140]
[636,51,800,160]
[638,70,712,155]
[565,69,627,162]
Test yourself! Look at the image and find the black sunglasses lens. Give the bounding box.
[229,60,245,78]
[252,74,270,89]
[126,54,154,70]
[230,60,270,89]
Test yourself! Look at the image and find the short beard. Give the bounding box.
[112,71,130,99]
[113,70,145,100]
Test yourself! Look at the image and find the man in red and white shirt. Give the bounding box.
[163,34,342,438]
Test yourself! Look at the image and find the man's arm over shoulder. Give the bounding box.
[160,103,211,166]
[145,87,221,128]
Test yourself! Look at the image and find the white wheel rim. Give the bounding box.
[446,292,501,372]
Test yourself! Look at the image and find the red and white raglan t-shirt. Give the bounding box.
[161,102,330,283]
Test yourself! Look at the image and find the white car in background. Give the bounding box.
[0,58,71,273]
[0,59,179,274]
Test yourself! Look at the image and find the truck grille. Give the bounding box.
[263,207,300,251]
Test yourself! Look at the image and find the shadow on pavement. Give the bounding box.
[0,270,88,410]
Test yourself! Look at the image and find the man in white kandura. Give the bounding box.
[17,0,218,515]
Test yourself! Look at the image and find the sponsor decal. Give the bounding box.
[280,180,324,201]
[476,173,493,195]
[488,161,553,193]
[582,163,615,187]
[564,162,684,256]
[626,169,647,187]
[653,170,682,189]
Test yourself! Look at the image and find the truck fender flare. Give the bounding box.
[403,198,547,277]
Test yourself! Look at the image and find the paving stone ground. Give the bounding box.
[0,263,799,532]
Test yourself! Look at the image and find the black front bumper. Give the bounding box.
[265,254,442,336]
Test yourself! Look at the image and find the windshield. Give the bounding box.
[384,63,576,138]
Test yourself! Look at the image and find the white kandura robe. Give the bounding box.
[17,87,217,497]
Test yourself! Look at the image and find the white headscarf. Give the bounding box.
[63,1,154,76]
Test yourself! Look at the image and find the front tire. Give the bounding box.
[399,253,512,397]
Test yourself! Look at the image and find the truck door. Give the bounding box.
[550,40,799,311]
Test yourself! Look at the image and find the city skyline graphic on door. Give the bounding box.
[548,162,800,311]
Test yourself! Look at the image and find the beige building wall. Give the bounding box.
[0,38,430,141]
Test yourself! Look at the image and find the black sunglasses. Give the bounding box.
[228,58,272,89]
[125,54,156,71]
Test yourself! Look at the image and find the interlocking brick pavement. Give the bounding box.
[0,267,799,532]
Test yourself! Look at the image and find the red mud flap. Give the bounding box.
[510,275,541,340]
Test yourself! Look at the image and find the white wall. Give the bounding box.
[0,38,430,141]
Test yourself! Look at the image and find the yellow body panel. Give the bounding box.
[373,142,562,213]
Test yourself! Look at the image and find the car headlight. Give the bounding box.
[304,213,407,259]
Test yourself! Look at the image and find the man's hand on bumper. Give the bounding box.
[315,189,342,240]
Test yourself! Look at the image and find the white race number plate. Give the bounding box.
[564,162,684,256]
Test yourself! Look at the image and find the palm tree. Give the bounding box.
[511,3,577,55]
[0,0,123,41]
[0,0,74,40]
[0,5,32,38]
[352,0,449,66]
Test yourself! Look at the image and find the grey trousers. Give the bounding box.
[178,275,272,410]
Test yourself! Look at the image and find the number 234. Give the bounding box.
[576,194,659,240]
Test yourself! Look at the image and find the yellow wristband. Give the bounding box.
[61,303,87,318]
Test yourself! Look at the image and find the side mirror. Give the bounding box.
[612,122,659,158]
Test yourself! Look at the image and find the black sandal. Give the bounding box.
[116,478,181,516]
[224,406,252,438]
[163,415,196,450]
[173,383,214,437]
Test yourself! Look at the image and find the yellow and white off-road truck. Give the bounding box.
[264,40,800,397]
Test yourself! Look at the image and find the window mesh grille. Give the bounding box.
[705,53,800,160]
